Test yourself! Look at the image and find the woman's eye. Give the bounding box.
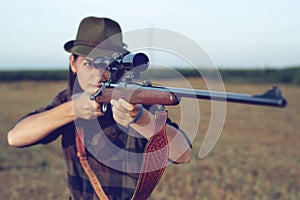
[83,61,93,68]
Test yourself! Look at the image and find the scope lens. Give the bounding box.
[132,53,149,67]
[121,53,149,71]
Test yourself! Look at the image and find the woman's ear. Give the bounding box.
[70,55,77,74]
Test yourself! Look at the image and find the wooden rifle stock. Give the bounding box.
[94,86,180,105]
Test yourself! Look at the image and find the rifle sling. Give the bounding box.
[75,110,169,200]
[76,126,109,200]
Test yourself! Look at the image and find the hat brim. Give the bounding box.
[64,40,129,58]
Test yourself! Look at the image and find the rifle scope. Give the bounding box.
[93,52,149,72]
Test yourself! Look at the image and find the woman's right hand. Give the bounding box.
[72,92,104,120]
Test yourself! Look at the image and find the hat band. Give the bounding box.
[74,40,102,47]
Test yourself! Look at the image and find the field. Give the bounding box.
[0,80,299,200]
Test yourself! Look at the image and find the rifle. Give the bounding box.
[89,52,287,112]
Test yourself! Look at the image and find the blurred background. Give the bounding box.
[0,0,299,199]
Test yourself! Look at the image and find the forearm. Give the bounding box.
[130,109,192,163]
[165,125,192,163]
[7,101,74,147]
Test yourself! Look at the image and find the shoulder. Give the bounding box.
[27,89,69,115]
[49,89,69,105]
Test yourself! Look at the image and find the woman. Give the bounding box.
[7,16,192,200]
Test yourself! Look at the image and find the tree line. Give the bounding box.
[0,67,299,84]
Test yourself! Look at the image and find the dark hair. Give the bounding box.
[67,54,81,98]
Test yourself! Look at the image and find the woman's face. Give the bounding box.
[70,55,109,94]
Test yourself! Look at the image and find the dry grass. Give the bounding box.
[0,80,299,200]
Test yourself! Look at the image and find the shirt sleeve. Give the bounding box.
[15,89,70,145]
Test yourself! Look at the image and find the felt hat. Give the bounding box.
[64,17,128,57]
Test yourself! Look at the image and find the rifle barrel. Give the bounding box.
[106,83,287,108]
[166,86,287,107]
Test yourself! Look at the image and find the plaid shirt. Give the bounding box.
[22,89,187,200]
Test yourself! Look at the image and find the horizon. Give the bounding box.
[0,64,299,71]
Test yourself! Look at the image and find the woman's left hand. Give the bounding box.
[110,99,142,126]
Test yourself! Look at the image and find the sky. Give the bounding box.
[0,0,299,70]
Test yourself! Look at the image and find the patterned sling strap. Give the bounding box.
[75,110,169,200]
[131,110,169,200]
